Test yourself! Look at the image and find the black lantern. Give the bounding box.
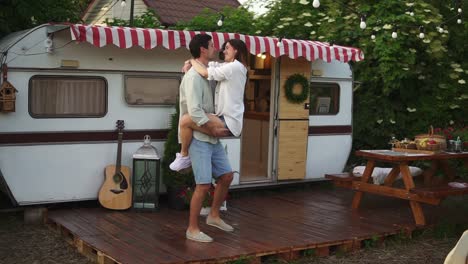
[132,135,160,211]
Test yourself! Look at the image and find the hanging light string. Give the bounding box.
[318,0,463,40]
[195,1,226,27]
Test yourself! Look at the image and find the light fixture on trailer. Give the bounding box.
[121,0,126,7]
[44,36,53,53]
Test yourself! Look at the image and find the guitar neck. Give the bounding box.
[116,131,123,172]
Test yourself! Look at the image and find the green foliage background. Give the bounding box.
[0,0,91,38]
[255,0,467,158]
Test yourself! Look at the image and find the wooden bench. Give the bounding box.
[410,183,468,199]
[325,173,361,188]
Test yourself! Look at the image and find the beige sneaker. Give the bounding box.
[206,216,234,232]
[186,230,213,243]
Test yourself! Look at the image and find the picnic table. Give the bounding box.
[327,150,468,226]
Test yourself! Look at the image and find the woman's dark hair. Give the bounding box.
[218,42,227,60]
[227,39,248,66]
[189,34,212,58]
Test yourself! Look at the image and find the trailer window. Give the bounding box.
[29,76,107,118]
[309,82,340,115]
[124,74,181,105]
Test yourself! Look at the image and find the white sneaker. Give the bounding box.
[169,153,192,171]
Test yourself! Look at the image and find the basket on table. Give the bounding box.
[414,126,446,151]
[394,141,417,149]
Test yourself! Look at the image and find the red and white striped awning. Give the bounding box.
[70,24,364,63]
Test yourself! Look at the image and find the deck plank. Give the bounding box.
[48,187,466,264]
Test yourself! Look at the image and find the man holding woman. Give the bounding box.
[176,34,248,243]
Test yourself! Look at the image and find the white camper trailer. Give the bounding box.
[0,24,363,205]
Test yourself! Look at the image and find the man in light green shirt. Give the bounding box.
[179,34,235,243]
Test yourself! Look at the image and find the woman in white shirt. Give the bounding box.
[170,39,248,171]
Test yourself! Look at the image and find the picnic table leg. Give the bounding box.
[351,160,375,209]
[383,165,400,187]
[400,163,426,226]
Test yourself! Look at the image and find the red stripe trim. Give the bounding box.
[78,25,87,42]
[254,36,261,54]
[168,30,175,49]
[156,30,163,46]
[92,26,100,47]
[308,126,352,135]
[0,130,170,145]
[130,28,139,47]
[104,27,112,45]
[211,32,220,49]
[293,41,298,58]
[117,27,126,48]
[143,29,151,49]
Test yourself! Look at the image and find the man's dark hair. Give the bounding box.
[189,34,212,58]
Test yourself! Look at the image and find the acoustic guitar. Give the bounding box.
[98,120,132,210]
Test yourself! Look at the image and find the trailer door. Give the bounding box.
[275,57,311,180]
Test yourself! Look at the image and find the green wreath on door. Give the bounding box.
[284,74,309,104]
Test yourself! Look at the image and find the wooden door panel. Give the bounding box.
[277,120,308,180]
[278,58,311,120]
[276,57,311,181]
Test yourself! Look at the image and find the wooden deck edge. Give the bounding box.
[46,218,120,264]
[47,216,422,264]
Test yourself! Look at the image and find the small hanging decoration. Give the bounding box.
[0,64,18,113]
[284,74,309,104]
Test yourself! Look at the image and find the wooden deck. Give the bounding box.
[47,186,467,264]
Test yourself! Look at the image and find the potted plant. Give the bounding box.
[162,102,195,210]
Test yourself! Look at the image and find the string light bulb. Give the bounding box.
[371,34,376,40]
[277,37,283,48]
[360,15,367,29]
[438,25,444,33]
[392,31,398,39]
[419,26,425,39]
[409,6,414,16]
[121,0,126,7]
[261,53,266,59]
[217,14,224,27]
[312,0,320,8]
[458,8,462,13]
[457,14,462,24]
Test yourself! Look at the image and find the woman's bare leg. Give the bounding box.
[179,114,226,156]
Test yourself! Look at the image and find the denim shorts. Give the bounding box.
[189,138,232,184]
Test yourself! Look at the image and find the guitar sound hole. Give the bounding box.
[111,189,124,194]
[113,172,128,190]
[113,173,123,183]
